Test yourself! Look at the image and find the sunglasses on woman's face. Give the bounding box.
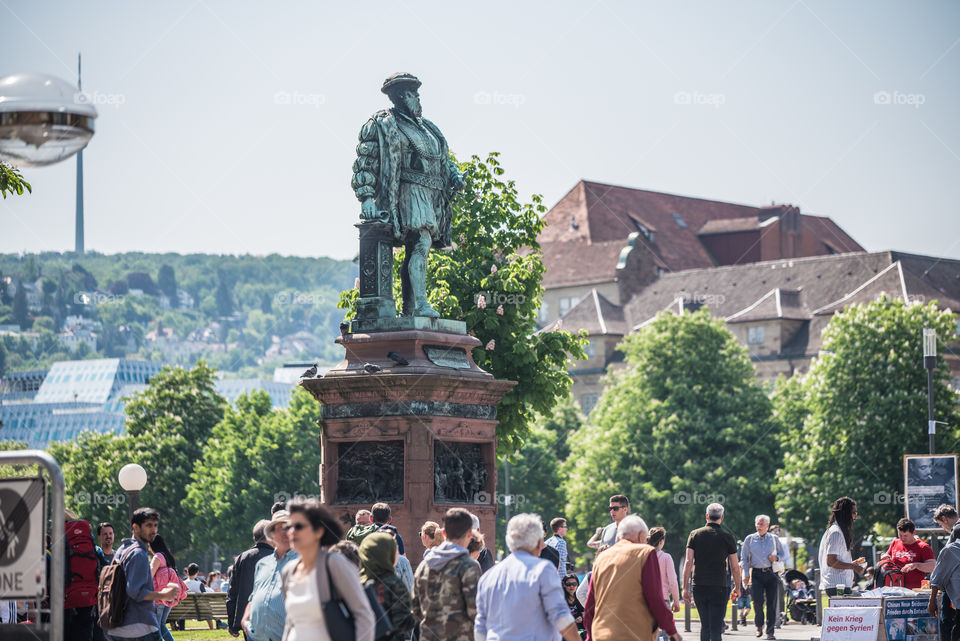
[565,583,578,588]
[283,522,309,532]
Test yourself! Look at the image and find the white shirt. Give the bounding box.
[285,567,330,641]
[818,523,853,589]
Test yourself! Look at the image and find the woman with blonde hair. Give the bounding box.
[419,520,444,549]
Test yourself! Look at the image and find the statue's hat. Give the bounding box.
[381,72,421,94]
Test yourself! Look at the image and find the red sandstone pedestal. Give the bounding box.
[300,324,515,566]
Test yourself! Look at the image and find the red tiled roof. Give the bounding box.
[539,181,865,274]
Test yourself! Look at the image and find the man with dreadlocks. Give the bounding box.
[818,497,865,596]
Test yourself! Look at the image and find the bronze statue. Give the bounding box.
[351,73,464,318]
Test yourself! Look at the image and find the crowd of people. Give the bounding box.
[11,491,960,641]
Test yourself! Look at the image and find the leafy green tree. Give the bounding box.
[157,263,179,309]
[563,309,779,561]
[0,162,31,198]
[121,362,227,552]
[0,440,33,479]
[48,431,127,526]
[13,280,29,329]
[339,153,586,453]
[493,394,584,556]
[775,297,960,542]
[216,270,234,317]
[184,387,323,554]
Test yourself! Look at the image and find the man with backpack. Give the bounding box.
[98,507,179,641]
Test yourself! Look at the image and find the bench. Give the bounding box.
[167,592,229,623]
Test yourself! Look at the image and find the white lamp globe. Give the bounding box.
[118,463,147,492]
[0,72,97,167]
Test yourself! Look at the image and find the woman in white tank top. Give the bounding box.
[282,498,375,641]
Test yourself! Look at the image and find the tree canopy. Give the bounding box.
[183,386,324,554]
[775,297,960,543]
[563,309,780,560]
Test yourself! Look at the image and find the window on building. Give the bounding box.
[581,394,600,415]
[584,341,596,358]
[558,296,580,317]
[538,302,549,324]
[747,326,765,345]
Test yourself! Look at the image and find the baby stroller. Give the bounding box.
[785,569,817,625]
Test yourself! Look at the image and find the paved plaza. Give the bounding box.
[683,620,821,641]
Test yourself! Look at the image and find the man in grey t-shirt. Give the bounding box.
[588,495,630,549]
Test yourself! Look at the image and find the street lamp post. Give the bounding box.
[923,328,937,455]
[118,463,147,521]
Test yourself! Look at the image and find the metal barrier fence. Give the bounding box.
[0,450,65,641]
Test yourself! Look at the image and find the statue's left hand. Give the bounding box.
[360,199,379,220]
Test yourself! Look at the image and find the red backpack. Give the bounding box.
[64,520,100,609]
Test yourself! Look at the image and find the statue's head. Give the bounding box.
[382,72,422,119]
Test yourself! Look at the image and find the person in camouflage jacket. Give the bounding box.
[411,508,481,641]
[359,533,415,640]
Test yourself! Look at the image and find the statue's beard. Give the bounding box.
[403,97,422,119]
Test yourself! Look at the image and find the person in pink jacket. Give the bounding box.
[150,534,188,641]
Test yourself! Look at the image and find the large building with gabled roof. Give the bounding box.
[536,181,960,413]
[539,180,863,325]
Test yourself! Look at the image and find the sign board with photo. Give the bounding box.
[904,454,958,530]
[883,596,939,641]
[822,606,881,641]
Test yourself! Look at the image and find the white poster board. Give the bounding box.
[822,607,882,641]
[0,477,46,598]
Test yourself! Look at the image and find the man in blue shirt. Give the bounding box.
[241,510,298,641]
[740,514,786,640]
[475,513,580,641]
[545,518,569,578]
[106,508,180,641]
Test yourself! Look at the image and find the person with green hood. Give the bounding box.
[359,532,415,640]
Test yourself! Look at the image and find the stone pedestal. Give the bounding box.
[300,326,515,566]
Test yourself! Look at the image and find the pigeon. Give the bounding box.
[387,351,409,366]
[339,322,349,337]
[300,363,318,379]
[362,363,382,374]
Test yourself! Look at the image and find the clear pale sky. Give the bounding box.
[2,1,958,261]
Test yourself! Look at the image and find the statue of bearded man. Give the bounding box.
[351,72,465,318]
